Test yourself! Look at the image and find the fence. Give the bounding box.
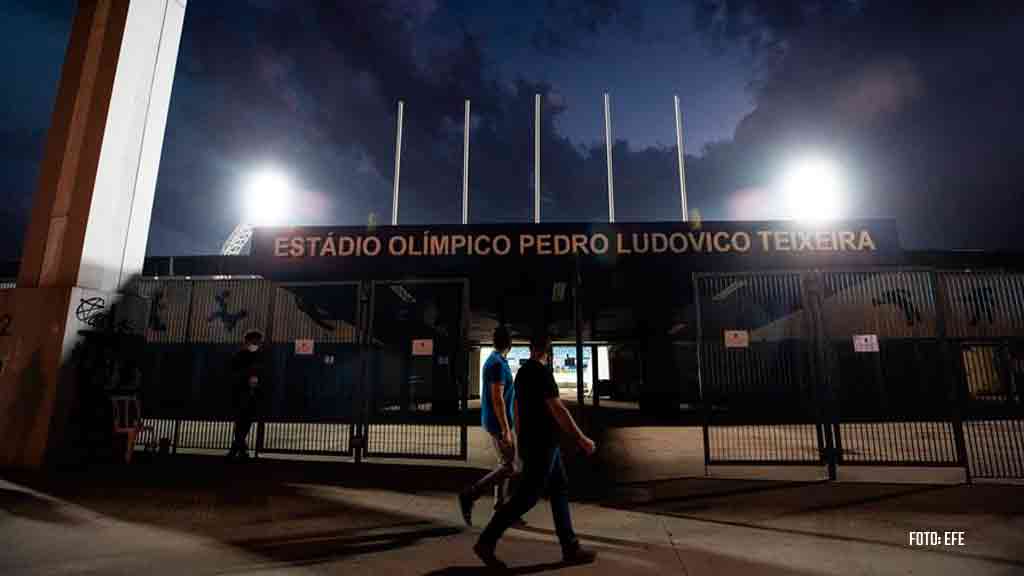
[133,278,467,461]
[696,270,1024,479]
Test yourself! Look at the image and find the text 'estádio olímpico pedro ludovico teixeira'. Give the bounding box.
[272,228,880,259]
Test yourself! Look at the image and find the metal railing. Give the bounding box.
[696,269,1024,479]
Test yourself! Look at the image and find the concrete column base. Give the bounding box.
[0,287,146,469]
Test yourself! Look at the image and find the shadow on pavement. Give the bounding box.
[602,477,1024,569]
[3,455,477,568]
[0,487,83,525]
[241,524,462,568]
[423,560,570,575]
[602,477,1024,520]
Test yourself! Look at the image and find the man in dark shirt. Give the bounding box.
[474,332,597,568]
[226,329,267,461]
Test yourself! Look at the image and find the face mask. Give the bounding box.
[247,344,259,352]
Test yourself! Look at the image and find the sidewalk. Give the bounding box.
[3,455,1023,574]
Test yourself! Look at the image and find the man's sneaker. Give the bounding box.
[473,541,507,569]
[459,492,474,526]
[562,543,597,565]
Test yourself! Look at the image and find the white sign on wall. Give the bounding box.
[295,339,315,355]
[412,339,434,356]
[724,330,750,349]
[853,334,880,353]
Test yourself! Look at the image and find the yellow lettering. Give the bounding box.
[571,234,590,255]
[363,236,381,256]
[632,233,650,254]
[816,231,834,251]
[858,230,877,251]
[537,234,553,255]
[519,235,535,255]
[475,235,491,255]
[430,235,450,256]
[651,233,669,253]
[669,232,688,252]
[389,236,408,256]
[617,233,631,254]
[713,231,731,252]
[839,231,856,251]
[795,231,814,251]
[554,235,571,255]
[732,232,751,252]
[321,235,337,256]
[774,231,792,251]
[493,235,512,255]
[687,232,709,252]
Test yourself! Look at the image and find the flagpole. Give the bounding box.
[604,93,615,223]
[462,99,470,225]
[392,99,404,225]
[534,93,541,223]
[674,95,688,221]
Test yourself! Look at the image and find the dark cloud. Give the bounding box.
[686,1,1024,248]
[146,0,700,254]
[530,0,644,55]
[2,0,1022,258]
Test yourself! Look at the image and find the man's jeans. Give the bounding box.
[478,446,578,551]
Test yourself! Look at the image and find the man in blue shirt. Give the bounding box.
[473,331,597,568]
[459,325,517,525]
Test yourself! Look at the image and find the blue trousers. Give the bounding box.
[479,446,578,551]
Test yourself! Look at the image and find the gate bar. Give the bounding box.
[934,270,971,482]
[692,273,710,474]
[802,271,838,480]
[574,257,586,424]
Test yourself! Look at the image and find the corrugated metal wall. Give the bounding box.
[941,272,1024,338]
[822,271,937,339]
[134,279,193,343]
[188,280,275,343]
[270,284,359,344]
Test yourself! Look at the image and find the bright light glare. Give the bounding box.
[245,169,291,225]
[781,157,843,221]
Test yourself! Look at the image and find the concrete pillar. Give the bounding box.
[0,0,186,468]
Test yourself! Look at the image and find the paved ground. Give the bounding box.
[3,455,1023,575]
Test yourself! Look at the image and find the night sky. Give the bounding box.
[1,1,1022,258]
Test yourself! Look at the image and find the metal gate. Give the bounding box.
[695,272,828,467]
[696,270,1024,480]
[357,279,469,460]
[135,278,469,462]
[820,271,963,468]
[941,272,1024,479]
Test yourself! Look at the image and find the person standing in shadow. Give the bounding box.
[226,329,266,461]
[474,331,597,568]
